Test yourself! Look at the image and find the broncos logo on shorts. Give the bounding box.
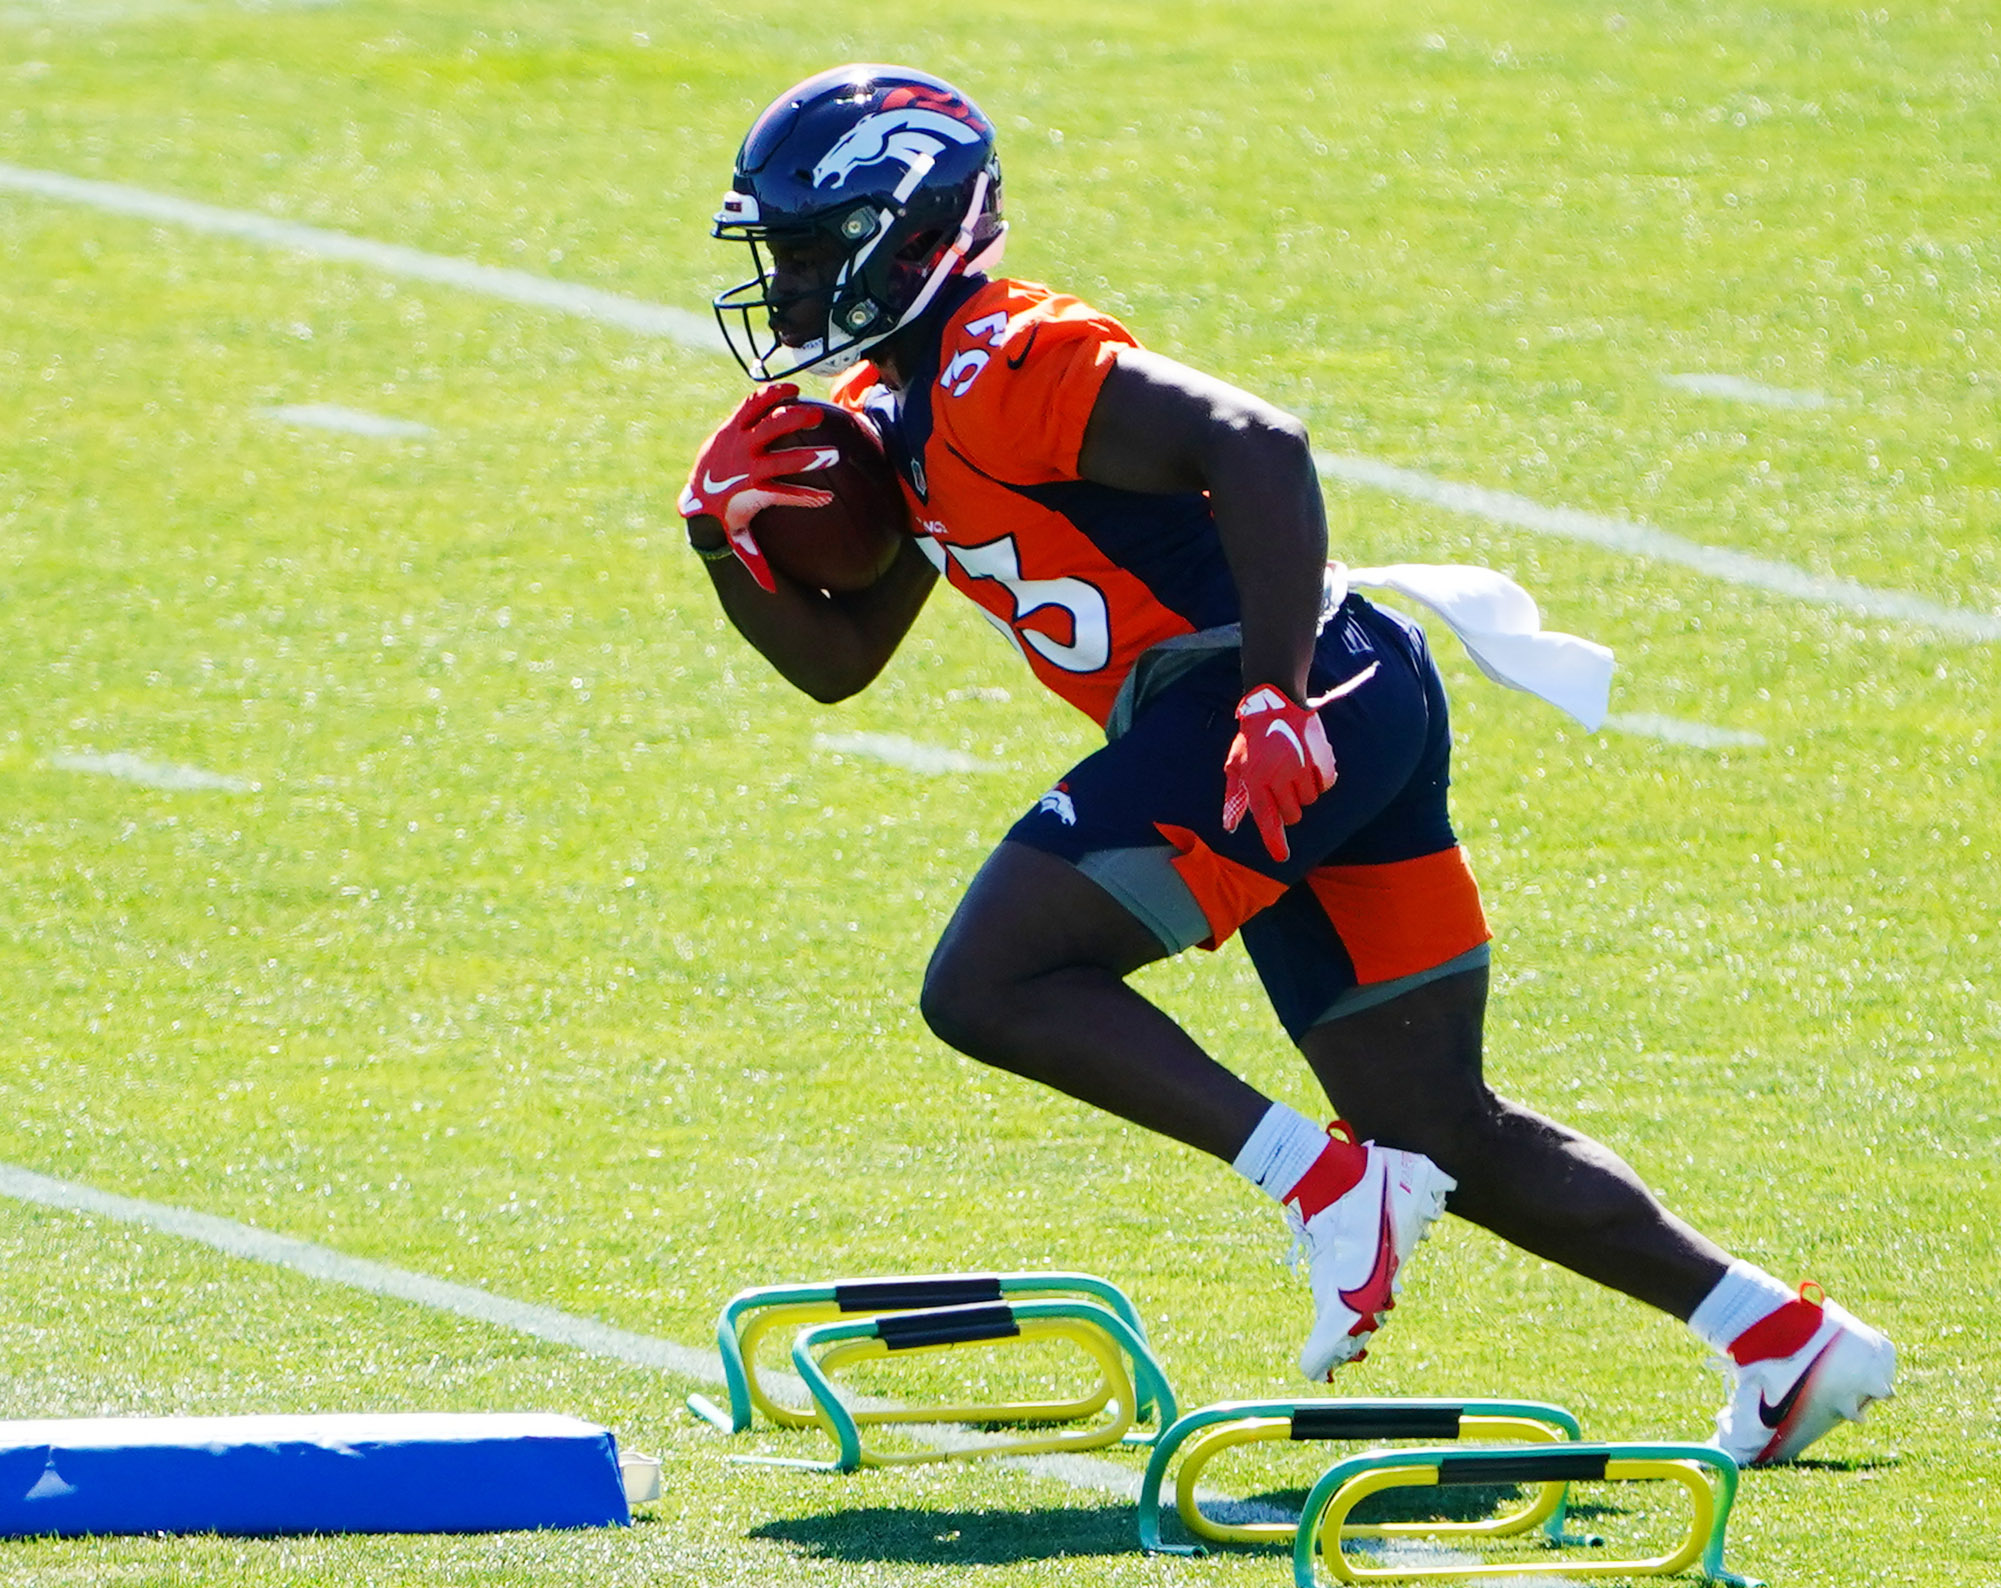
[1035,786,1078,826]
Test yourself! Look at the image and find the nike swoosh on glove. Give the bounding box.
[1222,664,1378,863]
[677,383,836,592]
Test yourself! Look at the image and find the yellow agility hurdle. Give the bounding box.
[1294,1442,1761,1587]
[1137,1398,1596,1554]
[686,1270,1164,1436]
[788,1297,1178,1472]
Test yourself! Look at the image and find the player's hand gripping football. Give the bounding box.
[1222,663,1379,862]
[677,383,834,592]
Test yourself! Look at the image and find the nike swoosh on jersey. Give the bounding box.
[1336,1195,1398,1325]
[702,469,750,493]
[1004,322,1041,369]
[1264,719,1306,763]
[1757,1339,1833,1428]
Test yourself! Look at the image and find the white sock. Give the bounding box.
[1687,1260,1799,1353]
[1231,1102,1330,1207]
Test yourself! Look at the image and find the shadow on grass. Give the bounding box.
[1781,1454,1902,1473]
[1232,1482,1630,1529]
[749,1504,1137,1565]
[750,1484,1632,1566]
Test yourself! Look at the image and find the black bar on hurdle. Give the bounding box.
[1438,1449,1611,1485]
[1290,1405,1465,1441]
[874,1304,1022,1350]
[836,1272,1008,1304]
[836,1276,1005,1312]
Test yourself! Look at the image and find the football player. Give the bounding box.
[678,64,1894,1464]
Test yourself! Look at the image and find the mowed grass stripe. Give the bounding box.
[5,160,1993,646]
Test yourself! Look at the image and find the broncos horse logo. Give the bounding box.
[811,99,986,190]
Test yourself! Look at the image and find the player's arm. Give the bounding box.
[679,385,938,702]
[1076,348,1336,861]
[1074,348,1326,702]
[686,521,938,703]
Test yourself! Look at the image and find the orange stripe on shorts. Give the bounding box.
[1154,823,1289,950]
[1304,846,1491,985]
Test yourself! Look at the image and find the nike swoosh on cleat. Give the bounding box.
[1337,1196,1398,1328]
[701,470,750,493]
[1757,1340,1835,1428]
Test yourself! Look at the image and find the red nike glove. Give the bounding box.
[1222,684,1340,864]
[677,383,835,592]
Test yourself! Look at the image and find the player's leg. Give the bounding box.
[920,837,1271,1162]
[927,838,1454,1378]
[1295,965,1727,1316]
[925,608,1458,1376]
[1249,611,1893,1456]
[1238,596,1726,1310]
[921,634,1420,1161]
[923,833,1451,1378]
[1297,967,1894,1461]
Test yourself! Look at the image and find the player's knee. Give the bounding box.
[1429,1091,1569,1189]
[918,943,1002,1058]
[1355,1083,1504,1172]
[1434,1087,1512,1166]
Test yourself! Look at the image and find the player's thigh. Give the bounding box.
[928,839,1170,988]
[1002,643,1429,964]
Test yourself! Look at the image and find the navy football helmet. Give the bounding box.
[711,64,1006,381]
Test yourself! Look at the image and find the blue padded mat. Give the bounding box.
[0,1412,630,1537]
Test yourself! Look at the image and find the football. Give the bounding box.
[752,400,908,592]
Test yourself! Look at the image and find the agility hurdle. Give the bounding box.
[687,1270,1162,1435]
[778,1297,1178,1471]
[1294,1441,1761,1587]
[1138,1397,1598,1554]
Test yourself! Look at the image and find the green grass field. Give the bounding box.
[1,0,1995,1582]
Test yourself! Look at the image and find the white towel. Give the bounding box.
[1346,563,1615,731]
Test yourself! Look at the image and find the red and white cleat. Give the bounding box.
[1712,1284,1896,1466]
[1289,1144,1455,1380]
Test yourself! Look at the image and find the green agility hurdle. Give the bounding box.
[786,1297,1178,1471]
[686,1271,1163,1436]
[1137,1397,1599,1554]
[1293,1441,1761,1586]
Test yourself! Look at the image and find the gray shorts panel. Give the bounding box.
[1302,943,1492,1029]
[1074,846,1212,955]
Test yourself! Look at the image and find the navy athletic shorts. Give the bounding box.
[1005,592,1491,1043]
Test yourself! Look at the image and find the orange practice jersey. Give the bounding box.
[831,276,1239,727]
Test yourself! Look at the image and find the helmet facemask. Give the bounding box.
[714,159,1005,381]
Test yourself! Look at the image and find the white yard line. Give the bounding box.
[813,732,1001,774]
[0,162,724,349]
[50,750,258,792]
[1315,452,2001,642]
[0,1161,721,1382]
[1604,713,1767,749]
[259,402,433,438]
[1661,372,1832,409]
[0,1161,1158,1501]
[5,159,1991,646]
